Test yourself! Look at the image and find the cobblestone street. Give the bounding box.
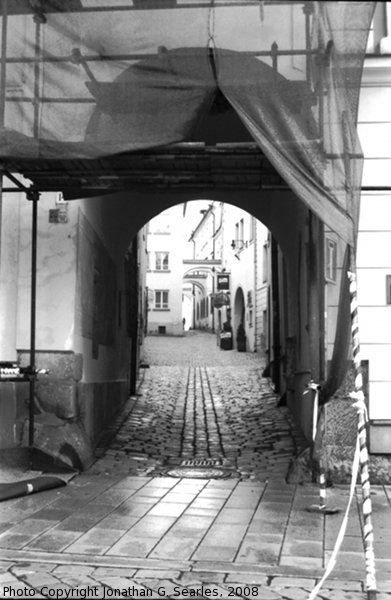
[92,331,305,480]
[1,331,391,599]
[93,332,303,480]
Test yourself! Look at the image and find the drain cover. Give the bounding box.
[166,466,230,479]
[180,458,222,467]
[167,457,230,479]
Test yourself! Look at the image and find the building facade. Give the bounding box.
[146,204,188,336]
[189,202,269,355]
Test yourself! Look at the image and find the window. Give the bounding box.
[155,252,169,270]
[155,290,169,309]
[325,238,337,283]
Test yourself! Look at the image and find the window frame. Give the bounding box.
[155,251,169,271]
[155,289,169,309]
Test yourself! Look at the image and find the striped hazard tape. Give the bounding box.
[307,269,377,600]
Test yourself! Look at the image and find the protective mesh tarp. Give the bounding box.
[0,1,374,244]
[0,0,375,399]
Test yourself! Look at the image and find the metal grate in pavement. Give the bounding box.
[167,457,230,479]
[180,458,222,467]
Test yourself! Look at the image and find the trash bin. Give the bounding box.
[220,331,233,350]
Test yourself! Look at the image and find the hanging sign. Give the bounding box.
[217,274,230,291]
[213,292,230,308]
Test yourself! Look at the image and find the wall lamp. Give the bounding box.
[231,239,245,250]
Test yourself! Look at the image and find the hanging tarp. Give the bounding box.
[0,0,375,244]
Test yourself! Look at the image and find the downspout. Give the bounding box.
[0,0,8,268]
[271,236,281,392]
[254,218,257,352]
[129,236,139,396]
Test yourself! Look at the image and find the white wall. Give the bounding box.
[357,56,391,441]
[146,205,186,335]
[221,203,268,352]
[14,192,77,352]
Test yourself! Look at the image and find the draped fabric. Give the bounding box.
[0,1,375,243]
[0,1,375,399]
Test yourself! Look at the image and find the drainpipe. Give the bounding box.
[271,236,281,392]
[129,236,139,396]
[0,2,7,268]
[254,218,257,352]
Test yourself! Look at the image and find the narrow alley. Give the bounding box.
[1,332,391,599]
[92,331,304,481]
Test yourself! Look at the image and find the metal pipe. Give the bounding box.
[33,18,41,140]
[28,190,40,450]
[3,47,318,66]
[0,0,8,128]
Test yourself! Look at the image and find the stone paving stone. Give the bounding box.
[281,540,323,559]
[64,527,127,555]
[162,491,200,503]
[184,506,221,517]
[236,540,281,564]
[111,476,152,489]
[214,508,255,524]
[190,497,227,510]
[92,566,137,578]
[24,529,83,552]
[148,502,188,517]
[319,579,363,591]
[23,508,72,521]
[202,523,248,547]
[150,535,201,560]
[91,487,138,505]
[316,590,366,600]
[10,562,57,576]
[111,499,154,518]
[52,564,96,577]
[270,576,317,588]
[127,516,177,538]
[279,556,323,569]
[196,488,233,498]
[276,589,311,600]
[225,574,269,584]
[169,515,215,537]
[134,569,182,579]
[324,550,365,571]
[107,535,160,557]
[92,514,139,530]
[0,532,41,550]
[192,545,238,561]
[181,571,226,583]
[16,571,63,588]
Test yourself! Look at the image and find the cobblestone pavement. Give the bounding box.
[1,332,391,599]
[92,331,306,480]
